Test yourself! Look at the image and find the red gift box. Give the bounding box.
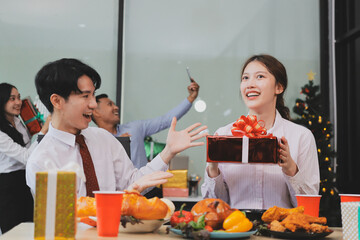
[207,135,278,163]
[20,98,43,136]
[207,115,279,164]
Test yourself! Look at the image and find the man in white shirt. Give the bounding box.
[26,58,207,196]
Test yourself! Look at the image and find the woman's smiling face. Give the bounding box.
[240,61,283,114]
[4,87,22,122]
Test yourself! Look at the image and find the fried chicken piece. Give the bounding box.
[280,212,327,232]
[309,223,331,233]
[261,206,305,223]
[269,220,286,232]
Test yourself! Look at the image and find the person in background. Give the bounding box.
[26,58,207,198]
[92,81,199,169]
[0,83,50,234]
[201,54,320,209]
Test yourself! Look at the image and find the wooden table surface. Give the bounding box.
[0,222,343,240]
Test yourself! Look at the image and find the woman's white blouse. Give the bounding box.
[0,117,36,173]
[201,110,320,209]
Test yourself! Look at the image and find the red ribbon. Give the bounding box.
[231,115,272,138]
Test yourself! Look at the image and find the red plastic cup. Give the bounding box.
[94,191,124,237]
[339,194,360,202]
[296,194,321,217]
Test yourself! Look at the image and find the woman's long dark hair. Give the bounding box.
[241,54,291,120]
[0,83,25,146]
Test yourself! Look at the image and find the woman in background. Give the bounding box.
[201,54,319,209]
[0,83,49,234]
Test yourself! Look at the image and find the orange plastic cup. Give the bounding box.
[94,191,124,237]
[296,194,321,217]
[339,194,360,202]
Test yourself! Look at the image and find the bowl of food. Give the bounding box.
[118,191,174,232]
[77,191,175,233]
[119,218,169,233]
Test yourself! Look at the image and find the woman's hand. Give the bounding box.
[40,114,52,134]
[160,117,208,164]
[207,163,220,178]
[278,136,298,177]
[129,171,173,193]
[207,132,220,178]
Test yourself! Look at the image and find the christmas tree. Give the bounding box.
[292,71,340,226]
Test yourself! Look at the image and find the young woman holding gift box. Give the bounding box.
[0,83,50,234]
[201,54,320,210]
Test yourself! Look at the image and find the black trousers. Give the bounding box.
[0,170,34,234]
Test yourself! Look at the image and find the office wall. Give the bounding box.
[0,0,119,113]
[0,0,321,186]
[122,0,320,181]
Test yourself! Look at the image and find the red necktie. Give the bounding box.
[75,134,99,197]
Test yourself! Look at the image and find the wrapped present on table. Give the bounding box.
[162,170,189,197]
[34,163,81,240]
[207,115,278,164]
[341,201,360,240]
[20,97,45,136]
[163,170,188,189]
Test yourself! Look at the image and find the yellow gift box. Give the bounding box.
[34,171,77,240]
[162,170,188,188]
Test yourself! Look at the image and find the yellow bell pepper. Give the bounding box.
[223,210,253,232]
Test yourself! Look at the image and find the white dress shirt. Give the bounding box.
[26,124,169,196]
[201,110,320,209]
[0,117,36,173]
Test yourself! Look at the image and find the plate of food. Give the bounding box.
[260,228,333,239]
[168,198,258,239]
[258,205,333,239]
[169,228,257,239]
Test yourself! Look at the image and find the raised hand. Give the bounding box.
[160,117,208,164]
[187,80,200,103]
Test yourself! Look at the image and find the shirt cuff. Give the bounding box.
[284,165,305,192]
[147,154,169,172]
[205,166,224,186]
[184,98,192,106]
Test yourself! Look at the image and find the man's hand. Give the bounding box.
[160,117,208,164]
[128,171,173,193]
[187,80,200,103]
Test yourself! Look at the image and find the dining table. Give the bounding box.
[0,222,343,240]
